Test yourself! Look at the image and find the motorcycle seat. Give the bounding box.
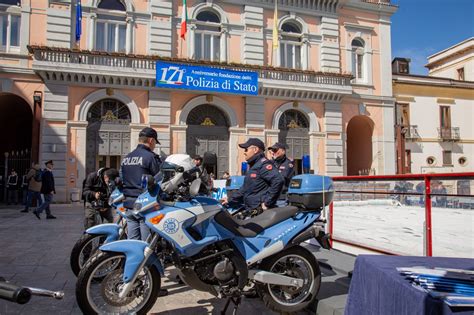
[215,206,299,238]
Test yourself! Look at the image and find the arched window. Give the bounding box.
[280,21,302,69]
[0,0,20,53]
[87,99,131,123]
[95,0,127,52]
[194,10,221,61]
[351,38,365,81]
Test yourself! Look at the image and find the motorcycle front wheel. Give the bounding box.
[76,250,161,315]
[258,245,321,313]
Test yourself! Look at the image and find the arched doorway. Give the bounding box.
[0,94,33,200]
[186,104,229,178]
[278,109,310,175]
[86,99,131,175]
[346,116,374,175]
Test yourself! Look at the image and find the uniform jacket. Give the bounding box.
[120,144,162,199]
[273,155,295,195]
[40,168,55,194]
[26,167,42,192]
[229,152,284,210]
[6,174,18,190]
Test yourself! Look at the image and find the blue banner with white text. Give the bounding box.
[156,61,259,95]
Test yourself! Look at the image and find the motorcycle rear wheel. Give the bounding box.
[76,251,161,315]
[259,246,321,313]
[70,233,107,277]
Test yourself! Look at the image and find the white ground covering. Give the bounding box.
[332,204,474,258]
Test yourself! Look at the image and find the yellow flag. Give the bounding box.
[272,1,278,50]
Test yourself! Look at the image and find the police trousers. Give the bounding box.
[126,214,151,241]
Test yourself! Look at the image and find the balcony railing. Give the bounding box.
[402,125,420,140]
[438,127,460,141]
[28,46,352,87]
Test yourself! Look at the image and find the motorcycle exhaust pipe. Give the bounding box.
[291,223,331,250]
[0,281,31,304]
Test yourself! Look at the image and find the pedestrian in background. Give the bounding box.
[192,155,211,195]
[21,171,29,206]
[33,160,56,220]
[6,169,19,205]
[21,163,43,213]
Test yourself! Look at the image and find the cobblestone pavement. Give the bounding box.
[1,204,328,315]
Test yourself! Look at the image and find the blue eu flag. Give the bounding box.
[75,0,82,43]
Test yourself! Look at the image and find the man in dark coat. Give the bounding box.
[82,168,120,229]
[33,160,56,219]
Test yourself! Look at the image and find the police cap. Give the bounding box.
[268,142,287,151]
[139,127,161,144]
[238,138,265,151]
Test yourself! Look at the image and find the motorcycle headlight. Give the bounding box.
[133,203,142,211]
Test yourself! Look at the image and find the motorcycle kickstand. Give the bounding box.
[220,296,241,315]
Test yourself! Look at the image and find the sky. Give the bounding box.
[391,0,474,75]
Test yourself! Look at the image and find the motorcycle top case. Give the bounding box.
[287,174,334,211]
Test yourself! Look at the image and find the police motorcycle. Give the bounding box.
[75,154,333,315]
[69,178,127,276]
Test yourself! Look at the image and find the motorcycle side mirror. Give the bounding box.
[189,178,201,197]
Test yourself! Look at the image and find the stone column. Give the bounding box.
[170,125,187,154]
[68,121,88,189]
[88,14,96,50]
[220,26,228,63]
[188,25,196,59]
[324,101,344,176]
[229,127,247,175]
[301,35,310,70]
[264,129,280,147]
[125,16,134,54]
[309,131,326,174]
[130,123,149,150]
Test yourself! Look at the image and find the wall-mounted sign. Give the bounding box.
[156,61,259,96]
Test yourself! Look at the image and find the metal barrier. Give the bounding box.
[328,172,474,257]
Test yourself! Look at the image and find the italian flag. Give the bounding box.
[180,0,188,40]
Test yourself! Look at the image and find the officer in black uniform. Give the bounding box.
[120,127,162,241]
[268,142,295,203]
[222,138,284,213]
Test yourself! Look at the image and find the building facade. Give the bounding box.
[393,38,474,175]
[0,0,397,202]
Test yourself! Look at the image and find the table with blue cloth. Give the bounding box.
[345,255,474,315]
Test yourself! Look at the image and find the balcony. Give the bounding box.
[438,127,460,141]
[28,45,353,101]
[401,125,420,140]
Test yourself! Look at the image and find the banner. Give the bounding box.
[156,61,259,96]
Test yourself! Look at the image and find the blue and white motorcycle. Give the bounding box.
[75,154,333,315]
[69,180,127,276]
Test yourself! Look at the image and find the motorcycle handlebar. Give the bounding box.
[0,280,32,304]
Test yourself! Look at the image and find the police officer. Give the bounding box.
[121,127,162,241]
[268,142,295,202]
[222,138,284,213]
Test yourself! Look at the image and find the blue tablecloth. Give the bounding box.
[345,255,474,315]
